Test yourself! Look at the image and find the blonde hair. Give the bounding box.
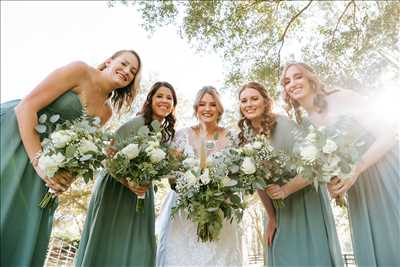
[280,62,331,124]
[193,86,224,122]
[98,49,142,113]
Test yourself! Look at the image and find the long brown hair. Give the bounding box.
[138,81,177,143]
[98,49,142,113]
[238,82,277,146]
[280,62,335,124]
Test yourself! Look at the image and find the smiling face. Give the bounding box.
[282,65,314,101]
[239,87,266,121]
[105,52,139,88]
[196,93,220,124]
[151,86,174,121]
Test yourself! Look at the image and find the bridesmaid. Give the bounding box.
[238,82,344,266]
[0,49,142,266]
[281,62,399,266]
[75,81,177,267]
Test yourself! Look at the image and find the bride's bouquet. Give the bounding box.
[172,142,246,242]
[221,134,295,208]
[291,124,365,206]
[36,115,109,208]
[103,121,181,212]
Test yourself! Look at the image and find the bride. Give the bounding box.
[156,86,243,266]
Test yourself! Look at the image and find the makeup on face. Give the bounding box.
[152,86,174,121]
[196,93,220,124]
[239,88,266,121]
[282,65,313,101]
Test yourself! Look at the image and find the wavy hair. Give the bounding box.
[280,62,335,124]
[98,49,142,113]
[238,82,277,146]
[138,81,177,143]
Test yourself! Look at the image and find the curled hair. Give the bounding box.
[280,62,333,124]
[238,82,277,146]
[193,86,224,122]
[138,81,177,143]
[98,49,142,113]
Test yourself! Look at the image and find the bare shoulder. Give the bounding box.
[327,89,367,105]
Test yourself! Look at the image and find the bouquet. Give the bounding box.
[103,121,181,212]
[172,152,246,242]
[221,134,295,208]
[36,114,109,208]
[291,124,365,206]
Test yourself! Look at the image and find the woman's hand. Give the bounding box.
[33,166,73,195]
[121,179,150,197]
[331,173,359,197]
[265,216,277,246]
[106,139,118,157]
[266,184,288,200]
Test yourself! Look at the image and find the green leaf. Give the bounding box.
[35,124,47,134]
[38,114,47,123]
[150,120,161,131]
[49,114,60,123]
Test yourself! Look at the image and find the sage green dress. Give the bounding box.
[266,115,344,266]
[1,91,83,267]
[75,116,156,267]
[335,116,399,266]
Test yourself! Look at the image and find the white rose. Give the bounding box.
[199,168,211,185]
[252,141,263,150]
[243,143,254,153]
[222,176,238,187]
[241,157,256,175]
[38,152,65,177]
[149,148,166,163]
[300,145,319,162]
[119,143,140,160]
[50,130,75,148]
[322,139,338,154]
[78,139,98,154]
[322,155,340,174]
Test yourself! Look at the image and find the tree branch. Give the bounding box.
[277,0,313,65]
[330,0,355,43]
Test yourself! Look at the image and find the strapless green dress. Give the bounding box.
[1,91,83,266]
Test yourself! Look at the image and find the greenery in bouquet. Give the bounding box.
[291,123,365,206]
[221,133,295,209]
[103,120,182,212]
[36,114,110,208]
[172,153,246,242]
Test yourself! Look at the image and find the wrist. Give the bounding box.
[30,150,42,167]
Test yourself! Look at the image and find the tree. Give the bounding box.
[110,0,399,97]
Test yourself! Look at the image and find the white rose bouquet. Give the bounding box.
[291,123,365,206]
[103,121,181,212]
[172,153,246,242]
[221,134,295,208]
[36,115,109,208]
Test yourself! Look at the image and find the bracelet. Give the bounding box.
[30,151,42,167]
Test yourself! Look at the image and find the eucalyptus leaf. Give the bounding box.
[150,120,161,131]
[35,124,47,134]
[38,114,47,123]
[49,114,60,123]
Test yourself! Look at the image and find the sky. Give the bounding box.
[1,1,226,107]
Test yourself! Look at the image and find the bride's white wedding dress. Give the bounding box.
[156,127,244,267]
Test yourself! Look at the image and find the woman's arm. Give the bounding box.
[15,61,89,191]
[267,175,311,199]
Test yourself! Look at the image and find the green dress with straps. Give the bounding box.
[75,116,156,267]
[1,91,83,267]
[266,115,344,266]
